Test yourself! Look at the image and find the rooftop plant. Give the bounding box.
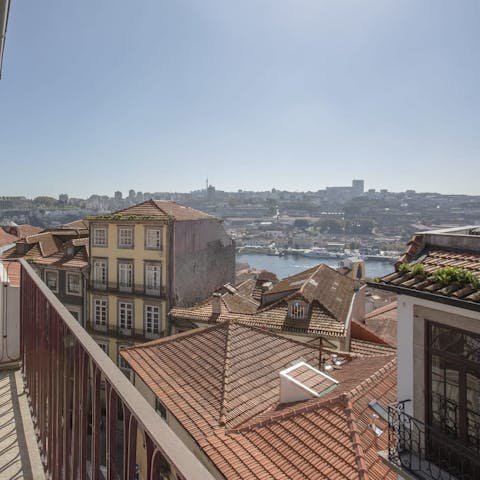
[397,262,426,277]
[397,263,480,289]
[431,266,480,288]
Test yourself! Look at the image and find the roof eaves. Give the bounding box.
[368,281,480,313]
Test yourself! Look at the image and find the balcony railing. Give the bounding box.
[20,259,213,480]
[89,280,166,299]
[87,323,165,342]
[388,400,480,480]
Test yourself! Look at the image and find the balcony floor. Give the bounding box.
[0,369,45,480]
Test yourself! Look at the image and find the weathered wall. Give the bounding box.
[173,219,235,307]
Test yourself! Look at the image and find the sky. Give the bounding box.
[0,0,479,198]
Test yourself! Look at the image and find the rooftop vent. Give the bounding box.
[279,361,338,404]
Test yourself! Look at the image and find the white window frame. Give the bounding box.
[145,262,161,296]
[93,227,107,247]
[92,258,108,290]
[118,301,133,335]
[118,227,134,248]
[44,269,59,293]
[145,228,162,250]
[118,262,133,293]
[144,304,161,339]
[94,298,108,332]
[66,272,82,296]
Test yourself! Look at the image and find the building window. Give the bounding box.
[145,263,161,296]
[45,270,58,293]
[289,301,308,320]
[118,262,133,292]
[97,341,109,355]
[92,258,107,290]
[145,305,161,338]
[94,298,108,331]
[118,301,133,334]
[145,228,162,250]
[118,227,134,248]
[66,272,82,295]
[428,321,480,456]
[155,398,167,420]
[93,227,107,247]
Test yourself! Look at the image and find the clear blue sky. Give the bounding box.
[0,0,479,197]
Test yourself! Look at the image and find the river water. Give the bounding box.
[236,253,394,280]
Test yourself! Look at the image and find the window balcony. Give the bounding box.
[383,400,480,480]
[4,259,213,480]
[89,281,166,299]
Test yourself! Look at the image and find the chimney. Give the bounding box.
[211,293,222,316]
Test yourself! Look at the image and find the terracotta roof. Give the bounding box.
[0,260,20,287]
[0,230,89,269]
[9,224,42,239]
[350,339,396,357]
[61,219,89,229]
[364,302,397,346]
[350,320,390,346]
[94,200,214,222]
[122,323,396,480]
[376,248,480,305]
[0,229,18,246]
[170,264,357,338]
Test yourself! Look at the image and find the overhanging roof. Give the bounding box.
[0,0,11,79]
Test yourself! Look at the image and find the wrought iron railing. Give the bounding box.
[388,400,480,480]
[20,259,213,480]
[89,280,167,299]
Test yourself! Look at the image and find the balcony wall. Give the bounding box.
[20,258,213,480]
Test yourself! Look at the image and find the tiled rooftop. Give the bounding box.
[122,323,396,479]
[0,259,21,287]
[375,230,480,308]
[363,302,397,346]
[170,264,358,338]
[1,227,89,269]
[92,199,214,222]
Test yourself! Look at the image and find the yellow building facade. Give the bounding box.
[88,218,169,368]
[86,200,236,372]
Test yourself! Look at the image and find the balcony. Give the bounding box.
[2,259,213,479]
[384,400,480,480]
[89,281,167,300]
[87,323,165,342]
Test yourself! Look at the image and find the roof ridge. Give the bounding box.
[343,394,369,480]
[122,322,229,350]
[229,394,345,433]
[298,264,322,295]
[346,357,397,400]
[218,323,233,426]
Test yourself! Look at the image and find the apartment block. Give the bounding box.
[87,200,235,369]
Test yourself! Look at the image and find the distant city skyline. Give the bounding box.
[0,1,478,197]
[2,178,480,200]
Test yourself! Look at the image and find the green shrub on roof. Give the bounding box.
[431,266,480,288]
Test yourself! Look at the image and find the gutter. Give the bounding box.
[367,281,480,314]
[0,0,11,79]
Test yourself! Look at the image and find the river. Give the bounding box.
[236,253,394,280]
